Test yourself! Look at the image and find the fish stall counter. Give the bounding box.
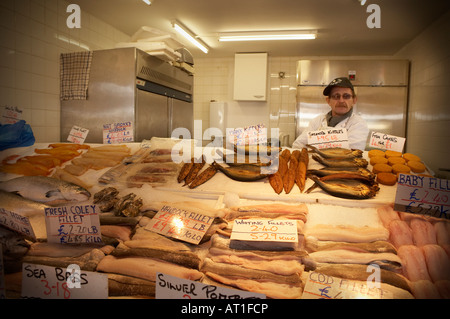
[0,139,449,300]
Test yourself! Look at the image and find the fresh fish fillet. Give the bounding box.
[23,248,105,271]
[112,229,202,269]
[421,244,450,282]
[389,220,413,249]
[435,280,450,299]
[305,236,397,254]
[108,273,156,297]
[100,225,132,242]
[208,252,304,276]
[204,272,302,299]
[410,280,441,299]
[27,242,104,258]
[434,221,450,246]
[96,255,203,282]
[410,218,437,247]
[397,245,431,282]
[305,224,389,243]
[201,258,301,284]
[309,250,402,272]
[377,205,400,228]
[314,263,411,292]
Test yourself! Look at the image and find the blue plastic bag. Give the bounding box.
[0,120,35,151]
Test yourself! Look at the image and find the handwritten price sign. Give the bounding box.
[44,205,102,244]
[307,128,349,149]
[394,174,450,220]
[231,219,298,242]
[369,131,405,152]
[0,207,36,240]
[145,205,215,245]
[302,271,393,299]
[21,263,108,299]
[67,125,89,144]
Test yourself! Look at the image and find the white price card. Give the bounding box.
[21,263,108,299]
[156,272,266,299]
[103,122,134,144]
[44,204,102,244]
[307,128,349,149]
[369,131,405,152]
[302,271,393,299]
[0,207,36,240]
[145,205,215,245]
[394,174,450,220]
[1,105,23,124]
[230,219,298,242]
[67,125,89,144]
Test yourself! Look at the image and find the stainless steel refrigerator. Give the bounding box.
[296,59,409,148]
[60,47,193,143]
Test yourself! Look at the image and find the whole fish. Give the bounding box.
[215,149,271,167]
[0,190,49,217]
[307,167,375,180]
[0,225,30,259]
[307,144,363,159]
[306,175,379,199]
[0,176,91,204]
[214,163,269,182]
[312,154,368,168]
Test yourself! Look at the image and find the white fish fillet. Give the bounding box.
[421,244,450,282]
[411,280,441,299]
[377,205,400,228]
[434,222,450,246]
[101,225,132,242]
[410,218,437,247]
[305,224,389,243]
[205,272,303,299]
[389,220,413,249]
[308,250,402,268]
[397,245,431,282]
[96,255,203,282]
[208,252,304,276]
[435,280,450,299]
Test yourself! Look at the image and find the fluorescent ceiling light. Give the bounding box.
[142,0,151,5]
[173,21,209,54]
[219,30,317,42]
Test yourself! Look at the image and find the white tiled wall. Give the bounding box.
[0,0,130,142]
[395,10,450,176]
[193,56,299,145]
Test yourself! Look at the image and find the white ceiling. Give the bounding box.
[75,0,450,58]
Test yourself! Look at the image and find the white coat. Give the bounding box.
[292,112,369,150]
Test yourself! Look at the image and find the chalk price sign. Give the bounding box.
[394,174,450,220]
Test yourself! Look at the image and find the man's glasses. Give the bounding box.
[330,93,354,100]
